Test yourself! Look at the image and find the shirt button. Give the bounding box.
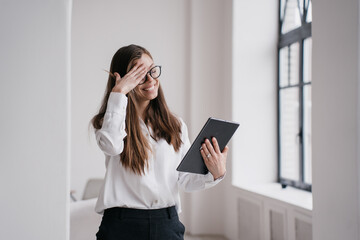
[154,200,158,204]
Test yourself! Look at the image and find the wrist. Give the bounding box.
[112,87,127,94]
[213,171,226,181]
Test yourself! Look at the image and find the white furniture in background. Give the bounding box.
[70,198,102,240]
[70,178,103,240]
[82,178,103,200]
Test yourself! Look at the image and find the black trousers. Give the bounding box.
[96,206,185,240]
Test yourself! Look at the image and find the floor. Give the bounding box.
[185,234,227,240]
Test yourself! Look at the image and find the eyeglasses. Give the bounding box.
[139,65,162,85]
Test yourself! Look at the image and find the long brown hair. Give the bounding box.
[91,44,182,175]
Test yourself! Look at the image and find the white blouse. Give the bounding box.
[94,92,223,214]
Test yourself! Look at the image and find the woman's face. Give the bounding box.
[132,54,159,103]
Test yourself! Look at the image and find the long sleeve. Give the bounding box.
[95,92,127,156]
[177,120,224,192]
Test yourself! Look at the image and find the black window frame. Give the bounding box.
[277,0,312,192]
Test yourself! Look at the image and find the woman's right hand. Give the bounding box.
[111,63,147,94]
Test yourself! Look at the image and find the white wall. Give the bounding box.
[231,0,278,188]
[312,0,360,239]
[0,0,71,239]
[186,0,233,234]
[226,0,278,239]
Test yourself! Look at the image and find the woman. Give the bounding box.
[91,44,228,240]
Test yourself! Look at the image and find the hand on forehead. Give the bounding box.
[131,54,153,70]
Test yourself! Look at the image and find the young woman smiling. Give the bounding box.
[91,44,228,240]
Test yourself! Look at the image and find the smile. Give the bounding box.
[144,85,154,91]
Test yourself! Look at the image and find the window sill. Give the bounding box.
[233,182,313,211]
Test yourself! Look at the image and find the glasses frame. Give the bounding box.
[139,65,162,85]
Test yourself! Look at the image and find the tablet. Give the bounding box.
[176,117,240,174]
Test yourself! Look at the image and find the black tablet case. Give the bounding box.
[176,117,240,174]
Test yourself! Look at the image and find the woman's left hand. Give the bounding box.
[200,137,228,180]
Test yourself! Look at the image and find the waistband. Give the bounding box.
[104,206,177,219]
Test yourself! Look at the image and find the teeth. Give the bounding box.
[145,86,154,91]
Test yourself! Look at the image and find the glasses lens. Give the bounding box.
[138,66,161,85]
[149,66,161,79]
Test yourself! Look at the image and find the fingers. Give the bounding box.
[136,68,147,80]
[126,64,148,84]
[200,138,227,180]
[134,66,147,78]
[212,137,221,153]
[127,62,143,74]
[222,146,229,159]
[222,146,229,154]
[128,63,146,77]
[111,62,146,81]
[204,139,216,156]
[200,138,229,159]
[201,143,211,158]
[200,148,208,162]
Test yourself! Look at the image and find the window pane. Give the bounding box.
[298,0,304,18]
[280,0,286,21]
[279,43,300,87]
[282,0,302,34]
[280,87,300,181]
[303,38,312,83]
[306,0,312,22]
[304,85,312,184]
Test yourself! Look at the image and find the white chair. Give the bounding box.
[82,178,103,200]
[70,178,104,240]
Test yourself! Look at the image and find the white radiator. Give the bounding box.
[237,196,312,240]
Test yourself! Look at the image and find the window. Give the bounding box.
[278,0,312,191]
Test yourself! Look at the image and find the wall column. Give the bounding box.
[312,0,360,239]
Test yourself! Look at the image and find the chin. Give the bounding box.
[142,85,159,100]
[147,92,158,100]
